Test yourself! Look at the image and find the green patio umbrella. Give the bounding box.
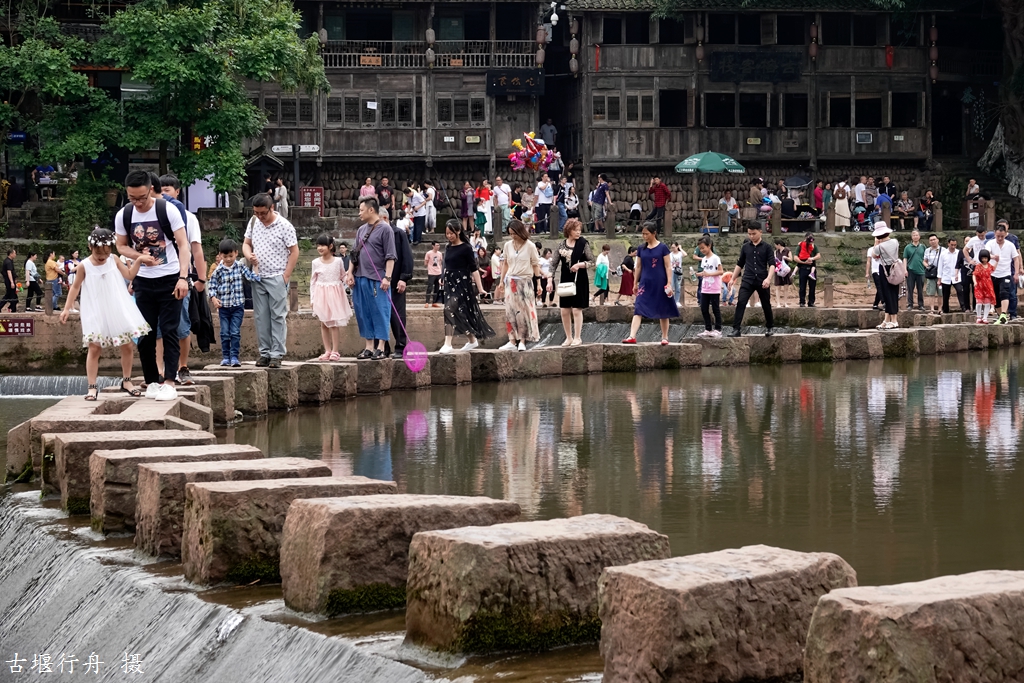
[674,151,745,174]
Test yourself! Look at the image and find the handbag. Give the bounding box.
[886,259,907,285]
[556,281,577,298]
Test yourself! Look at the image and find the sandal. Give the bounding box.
[316,352,331,361]
[119,378,141,397]
[328,351,342,362]
[84,384,99,401]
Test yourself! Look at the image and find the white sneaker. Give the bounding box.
[518,341,527,352]
[498,341,517,351]
[154,383,178,401]
[711,330,722,337]
[438,344,454,354]
[461,341,480,352]
[145,382,161,399]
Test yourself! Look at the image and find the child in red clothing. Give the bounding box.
[972,249,995,324]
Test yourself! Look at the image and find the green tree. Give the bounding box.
[99,0,328,193]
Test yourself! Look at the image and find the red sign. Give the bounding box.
[0,318,34,336]
[191,134,215,152]
[300,186,324,217]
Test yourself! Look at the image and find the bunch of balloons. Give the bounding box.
[508,132,559,172]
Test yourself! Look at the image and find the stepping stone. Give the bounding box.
[280,494,521,616]
[52,430,217,516]
[804,570,1024,683]
[189,376,236,424]
[599,545,857,683]
[404,514,671,653]
[429,353,472,385]
[135,457,332,558]
[264,365,299,409]
[192,369,268,416]
[181,476,397,585]
[89,443,263,534]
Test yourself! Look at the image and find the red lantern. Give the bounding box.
[885,45,894,69]
[809,22,817,40]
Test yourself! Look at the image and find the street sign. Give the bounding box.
[0,318,34,336]
[271,145,320,154]
[300,186,324,217]
[299,145,320,153]
[271,145,293,154]
[6,132,27,143]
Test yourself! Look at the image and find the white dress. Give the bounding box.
[274,185,289,218]
[78,256,150,348]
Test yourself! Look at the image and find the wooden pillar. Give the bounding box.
[881,202,891,229]
[289,280,299,312]
[770,202,781,236]
[43,281,53,316]
[986,199,997,231]
[823,276,834,308]
[933,200,943,232]
[664,207,673,239]
[826,204,835,232]
[691,174,699,232]
[717,206,727,230]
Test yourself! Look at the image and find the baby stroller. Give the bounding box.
[852,204,871,232]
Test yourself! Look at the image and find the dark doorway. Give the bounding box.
[932,85,963,155]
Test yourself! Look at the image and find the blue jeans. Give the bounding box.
[557,202,568,232]
[725,208,738,226]
[219,305,244,360]
[671,270,683,305]
[48,279,61,309]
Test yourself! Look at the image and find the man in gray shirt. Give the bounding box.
[346,197,396,360]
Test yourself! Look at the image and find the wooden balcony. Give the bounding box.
[321,40,535,69]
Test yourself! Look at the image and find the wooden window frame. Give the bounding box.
[592,91,621,124]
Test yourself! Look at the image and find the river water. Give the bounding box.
[3,350,1024,681]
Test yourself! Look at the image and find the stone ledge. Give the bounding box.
[192,369,269,416]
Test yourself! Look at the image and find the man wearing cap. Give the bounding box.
[728,221,775,338]
[984,223,1020,325]
[963,225,988,309]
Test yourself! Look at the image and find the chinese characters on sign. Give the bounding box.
[486,69,545,96]
[191,135,216,152]
[709,51,803,83]
[0,318,33,336]
[300,187,324,217]
[6,652,136,674]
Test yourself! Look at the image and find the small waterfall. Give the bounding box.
[535,321,835,347]
[0,376,120,398]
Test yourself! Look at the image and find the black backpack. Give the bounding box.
[120,198,174,244]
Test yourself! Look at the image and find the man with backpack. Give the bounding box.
[114,170,190,401]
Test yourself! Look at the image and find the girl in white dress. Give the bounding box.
[310,233,352,361]
[60,228,149,400]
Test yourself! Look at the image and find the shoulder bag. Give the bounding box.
[884,245,907,285]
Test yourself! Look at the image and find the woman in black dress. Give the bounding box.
[439,219,495,353]
[556,218,594,346]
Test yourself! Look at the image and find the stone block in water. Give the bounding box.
[967,324,988,350]
[696,337,750,366]
[135,457,331,558]
[915,327,945,355]
[800,334,843,363]
[326,361,358,398]
[176,397,214,432]
[429,353,472,385]
[265,365,299,409]
[602,344,641,373]
[193,369,268,416]
[880,329,919,357]
[54,430,217,516]
[188,376,235,424]
[280,494,521,616]
[937,324,969,353]
[286,361,334,403]
[675,343,703,367]
[561,343,604,375]
[858,308,885,330]
[356,358,394,394]
[839,333,884,360]
[182,476,397,585]
[599,545,857,683]
[405,514,670,654]
[748,335,801,364]
[89,443,263,534]
[804,570,1024,683]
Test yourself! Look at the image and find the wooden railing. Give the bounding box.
[938,48,1002,78]
[321,40,535,69]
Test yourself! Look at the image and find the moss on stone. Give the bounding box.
[65,496,89,516]
[662,356,680,370]
[225,555,280,584]
[882,333,917,358]
[324,583,407,616]
[6,460,33,484]
[603,351,637,373]
[801,339,834,363]
[453,606,601,654]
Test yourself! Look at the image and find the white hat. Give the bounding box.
[872,221,892,237]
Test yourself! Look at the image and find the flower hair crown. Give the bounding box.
[88,227,116,248]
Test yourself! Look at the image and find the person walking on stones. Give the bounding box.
[44,250,62,311]
[347,197,396,361]
[872,222,902,330]
[556,218,593,346]
[964,224,988,309]
[405,186,427,245]
[310,233,352,361]
[615,245,637,306]
[243,193,299,368]
[647,176,671,231]
[207,239,261,367]
[273,177,289,219]
[115,170,190,400]
[867,238,883,310]
[903,230,927,311]
[695,236,724,337]
[493,176,512,234]
[795,233,821,307]
[423,179,438,235]
[985,223,1020,325]
[622,221,676,345]
[938,236,967,314]
[973,250,996,324]
[1,248,18,312]
[923,233,942,312]
[496,219,541,351]
[60,228,149,400]
[24,252,43,311]
[424,241,443,307]
[728,221,776,338]
[773,239,793,309]
[439,218,494,353]
[382,215,414,359]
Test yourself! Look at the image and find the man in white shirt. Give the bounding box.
[854,176,867,206]
[534,173,554,234]
[985,224,1021,324]
[492,176,512,234]
[963,224,987,309]
[115,170,190,401]
[937,235,967,313]
[160,175,208,386]
[719,190,739,227]
[405,187,427,245]
[540,119,557,147]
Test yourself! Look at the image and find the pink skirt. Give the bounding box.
[312,282,353,328]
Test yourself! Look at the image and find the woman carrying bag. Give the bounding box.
[872,222,903,329]
[556,218,593,346]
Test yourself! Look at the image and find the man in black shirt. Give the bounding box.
[1,248,18,312]
[729,222,776,337]
[878,176,897,200]
[376,177,394,215]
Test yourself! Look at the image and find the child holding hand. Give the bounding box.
[310,233,352,361]
[207,239,260,366]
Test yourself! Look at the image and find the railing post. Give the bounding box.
[826,204,835,232]
[770,202,781,236]
[932,201,943,232]
[823,276,834,308]
[289,280,299,312]
[881,202,891,229]
[986,199,997,231]
[43,281,53,316]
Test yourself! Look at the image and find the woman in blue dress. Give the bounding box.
[622,221,677,345]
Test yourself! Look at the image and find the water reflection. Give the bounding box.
[225,349,1024,586]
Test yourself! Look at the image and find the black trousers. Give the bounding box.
[425,274,442,304]
[1,284,17,312]
[798,265,816,305]
[384,288,407,355]
[906,272,925,308]
[880,271,900,314]
[645,206,666,230]
[942,282,967,313]
[134,274,183,384]
[26,281,43,308]
[733,280,774,330]
[700,292,722,331]
[872,272,884,307]
[962,268,975,308]
[536,204,551,234]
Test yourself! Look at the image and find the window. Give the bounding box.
[280,99,297,124]
[454,98,469,123]
[659,18,688,44]
[641,94,654,122]
[626,95,639,122]
[852,15,877,46]
[323,13,344,41]
[496,5,523,41]
[890,15,920,47]
[705,93,735,127]
[264,97,278,123]
[593,93,621,123]
[891,92,919,127]
[823,14,850,46]
[361,98,376,125]
[784,93,808,127]
[415,96,423,127]
[345,97,359,124]
[347,10,392,42]
[327,98,343,122]
[708,14,735,44]
[608,95,620,121]
[437,95,485,125]
[829,95,851,127]
[398,97,413,125]
[464,10,489,40]
[437,97,452,123]
[603,17,622,44]
[737,14,760,45]
[739,93,768,127]
[659,90,687,127]
[380,97,396,125]
[855,95,882,128]
[249,96,260,111]
[299,98,313,123]
[471,97,485,122]
[624,14,650,44]
[593,95,607,121]
[776,14,805,45]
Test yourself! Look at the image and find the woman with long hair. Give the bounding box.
[460,181,475,231]
[614,245,637,305]
[273,178,289,218]
[496,220,541,351]
[439,219,495,353]
[556,218,593,346]
[622,221,677,345]
[477,246,494,298]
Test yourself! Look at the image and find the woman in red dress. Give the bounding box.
[615,245,637,305]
